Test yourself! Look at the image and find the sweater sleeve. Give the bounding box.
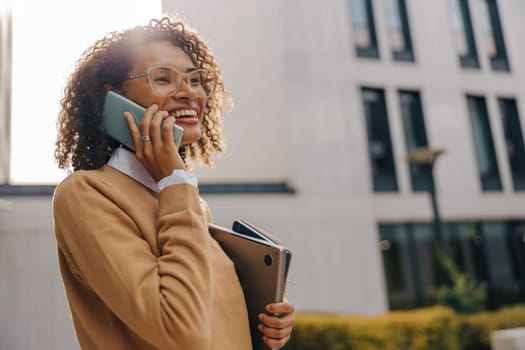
[53,175,213,349]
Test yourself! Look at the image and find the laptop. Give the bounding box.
[209,222,292,350]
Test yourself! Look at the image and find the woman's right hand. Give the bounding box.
[124,104,185,182]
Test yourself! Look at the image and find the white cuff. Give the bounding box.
[158,170,198,191]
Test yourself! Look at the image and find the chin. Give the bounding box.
[180,132,202,145]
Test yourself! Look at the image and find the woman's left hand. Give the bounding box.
[258,301,295,348]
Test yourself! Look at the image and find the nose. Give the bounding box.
[173,78,198,100]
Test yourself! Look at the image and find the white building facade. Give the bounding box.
[168,0,525,312]
[1,0,525,349]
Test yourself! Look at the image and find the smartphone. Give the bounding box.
[233,220,286,246]
[102,90,184,151]
[232,220,293,281]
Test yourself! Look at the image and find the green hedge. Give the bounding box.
[457,306,525,350]
[285,306,525,350]
[285,306,458,350]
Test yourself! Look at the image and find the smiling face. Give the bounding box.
[119,40,207,145]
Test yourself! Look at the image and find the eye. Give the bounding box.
[150,67,175,84]
[189,71,204,85]
[153,74,171,84]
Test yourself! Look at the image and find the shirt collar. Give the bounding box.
[107,147,160,193]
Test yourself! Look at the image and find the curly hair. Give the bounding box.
[55,17,230,171]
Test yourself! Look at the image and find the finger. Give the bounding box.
[258,323,292,339]
[259,312,295,329]
[258,320,292,349]
[123,112,142,153]
[263,334,290,349]
[140,104,158,157]
[265,302,295,315]
[161,115,176,149]
[150,110,168,147]
[139,104,158,136]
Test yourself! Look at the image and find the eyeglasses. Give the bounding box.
[126,65,216,98]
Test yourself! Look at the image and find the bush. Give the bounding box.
[457,306,525,350]
[434,254,487,314]
[285,306,458,350]
[285,305,525,350]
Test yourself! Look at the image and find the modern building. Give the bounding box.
[1,0,525,349]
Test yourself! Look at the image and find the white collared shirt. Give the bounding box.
[107,147,198,192]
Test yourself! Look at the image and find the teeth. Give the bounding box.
[174,109,197,118]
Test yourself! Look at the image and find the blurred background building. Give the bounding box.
[1,0,524,349]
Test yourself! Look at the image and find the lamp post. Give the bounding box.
[406,147,447,283]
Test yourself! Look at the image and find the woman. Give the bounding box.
[53,17,294,349]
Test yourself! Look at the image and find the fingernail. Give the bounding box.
[258,313,264,320]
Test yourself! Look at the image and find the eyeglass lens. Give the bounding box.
[148,67,214,97]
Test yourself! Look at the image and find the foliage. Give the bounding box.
[285,306,525,350]
[284,306,458,350]
[434,253,487,314]
[457,306,525,350]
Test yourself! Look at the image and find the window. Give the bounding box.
[399,90,429,191]
[361,87,398,192]
[380,220,525,310]
[449,0,479,68]
[498,98,525,190]
[384,0,414,61]
[482,221,524,307]
[380,223,438,309]
[442,222,486,284]
[348,0,380,58]
[466,95,502,191]
[380,224,414,309]
[479,0,510,71]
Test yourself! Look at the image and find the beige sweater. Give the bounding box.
[53,166,252,349]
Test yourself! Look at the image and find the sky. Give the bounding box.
[9,0,162,184]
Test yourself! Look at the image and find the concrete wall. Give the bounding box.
[0,197,78,350]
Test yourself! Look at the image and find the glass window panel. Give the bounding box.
[350,0,371,47]
[508,221,525,301]
[449,0,479,68]
[384,0,403,51]
[467,95,502,191]
[449,0,469,56]
[362,88,398,192]
[479,0,497,57]
[482,221,522,306]
[443,222,486,282]
[400,92,427,149]
[411,223,438,306]
[384,0,414,61]
[381,220,525,311]
[498,98,525,190]
[399,90,430,191]
[348,0,379,58]
[380,224,415,309]
[478,0,510,71]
